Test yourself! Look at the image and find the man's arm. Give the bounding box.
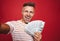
[0,23,10,34]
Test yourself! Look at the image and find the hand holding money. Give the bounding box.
[34,32,42,41]
[25,20,45,36]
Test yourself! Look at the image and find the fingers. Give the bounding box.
[34,35,40,41]
[34,34,39,38]
[34,32,42,41]
[34,36,38,41]
[34,32,41,38]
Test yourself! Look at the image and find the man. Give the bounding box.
[0,2,42,41]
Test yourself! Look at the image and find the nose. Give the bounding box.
[27,12,30,16]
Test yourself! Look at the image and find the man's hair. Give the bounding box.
[23,2,35,8]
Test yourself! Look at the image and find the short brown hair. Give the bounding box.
[23,2,35,8]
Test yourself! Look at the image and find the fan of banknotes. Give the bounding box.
[25,20,45,36]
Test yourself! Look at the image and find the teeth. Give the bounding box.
[27,17,30,18]
[25,17,30,21]
[25,16,30,19]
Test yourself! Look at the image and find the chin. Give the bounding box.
[25,21,29,24]
[25,20,30,24]
[24,18,31,24]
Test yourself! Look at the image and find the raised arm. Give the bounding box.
[0,23,10,34]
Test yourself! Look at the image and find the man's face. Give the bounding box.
[22,6,35,23]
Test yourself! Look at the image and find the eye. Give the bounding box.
[30,11,34,13]
[25,10,28,13]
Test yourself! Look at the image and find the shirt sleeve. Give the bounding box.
[5,21,14,34]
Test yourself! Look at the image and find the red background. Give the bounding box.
[0,0,60,41]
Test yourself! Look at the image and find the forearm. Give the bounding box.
[0,23,10,34]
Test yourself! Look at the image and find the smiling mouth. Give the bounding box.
[25,15,31,19]
[25,16,31,21]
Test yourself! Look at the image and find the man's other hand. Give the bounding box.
[34,32,42,41]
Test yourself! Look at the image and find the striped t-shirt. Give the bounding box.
[6,20,33,41]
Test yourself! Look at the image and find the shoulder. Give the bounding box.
[5,20,19,33]
[5,20,20,24]
[5,20,17,24]
[30,20,45,24]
